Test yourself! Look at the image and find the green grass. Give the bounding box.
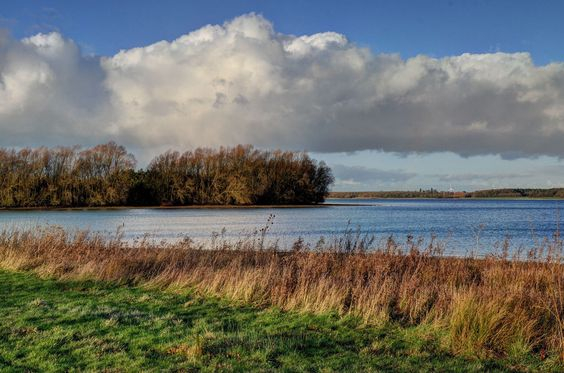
[0,270,552,372]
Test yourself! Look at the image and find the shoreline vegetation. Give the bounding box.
[0,143,333,208]
[1,227,563,368]
[329,188,564,199]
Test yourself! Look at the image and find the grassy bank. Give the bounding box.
[0,270,550,371]
[0,227,563,369]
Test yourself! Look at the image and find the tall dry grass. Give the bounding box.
[0,225,563,362]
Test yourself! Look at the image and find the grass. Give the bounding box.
[0,269,552,372]
[0,226,563,369]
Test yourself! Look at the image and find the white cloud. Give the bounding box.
[0,29,111,145]
[2,13,564,159]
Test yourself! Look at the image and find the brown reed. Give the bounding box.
[0,225,562,362]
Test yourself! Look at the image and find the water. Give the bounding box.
[0,198,563,256]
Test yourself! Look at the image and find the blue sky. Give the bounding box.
[3,0,564,63]
[2,1,564,191]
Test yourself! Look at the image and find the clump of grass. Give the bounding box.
[0,225,562,363]
[167,341,204,361]
[448,291,539,358]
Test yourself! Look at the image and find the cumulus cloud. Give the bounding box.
[2,13,564,158]
[0,30,111,145]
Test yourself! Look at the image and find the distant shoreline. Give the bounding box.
[326,196,564,201]
[328,188,564,200]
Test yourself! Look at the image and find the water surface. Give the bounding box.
[1,198,562,256]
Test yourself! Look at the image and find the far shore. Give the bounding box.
[326,196,564,201]
[328,187,564,200]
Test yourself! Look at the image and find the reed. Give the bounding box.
[0,225,562,362]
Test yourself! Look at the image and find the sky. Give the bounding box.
[1,0,564,191]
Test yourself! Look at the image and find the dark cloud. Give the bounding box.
[434,172,532,183]
[332,164,416,183]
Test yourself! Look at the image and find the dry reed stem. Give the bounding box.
[0,226,562,361]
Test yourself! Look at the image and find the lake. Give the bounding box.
[1,198,563,256]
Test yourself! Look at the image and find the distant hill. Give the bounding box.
[329,188,564,199]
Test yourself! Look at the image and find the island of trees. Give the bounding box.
[0,143,333,208]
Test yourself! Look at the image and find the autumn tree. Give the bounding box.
[0,143,333,207]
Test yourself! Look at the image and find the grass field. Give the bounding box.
[0,270,552,372]
[0,227,563,371]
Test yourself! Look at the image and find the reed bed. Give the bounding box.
[0,225,563,362]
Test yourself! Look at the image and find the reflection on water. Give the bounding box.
[0,198,563,256]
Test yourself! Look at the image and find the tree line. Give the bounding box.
[0,143,333,208]
[329,188,564,199]
[469,188,564,198]
[328,190,445,199]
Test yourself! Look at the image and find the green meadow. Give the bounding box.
[0,270,554,372]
